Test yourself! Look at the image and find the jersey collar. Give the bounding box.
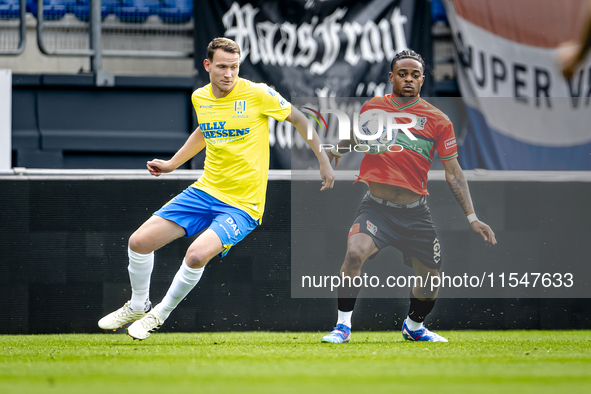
[209,77,240,100]
[388,94,421,111]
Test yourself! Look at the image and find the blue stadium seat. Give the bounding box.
[100,0,120,18]
[115,0,159,23]
[158,0,192,24]
[68,0,89,20]
[25,0,35,14]
[0,0,21,20]
[432,0,448,24]
[26,0,67,21]
[69,0,118,21]
[19,0,191,24]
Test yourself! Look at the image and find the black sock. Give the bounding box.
[407,289,436,323]
[337,285,360,312]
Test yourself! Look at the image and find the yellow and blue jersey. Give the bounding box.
[191,77,291,223]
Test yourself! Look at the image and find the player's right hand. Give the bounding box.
[147,159,174,177]
[471,220,497,245]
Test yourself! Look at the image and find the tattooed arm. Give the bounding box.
[442,158,497,244]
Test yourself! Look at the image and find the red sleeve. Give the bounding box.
[359,97,377,114]
[435,121,458,161]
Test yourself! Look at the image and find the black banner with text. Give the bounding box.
[194,0,432,169]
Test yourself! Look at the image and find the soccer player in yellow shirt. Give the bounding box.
[98,37,335,340]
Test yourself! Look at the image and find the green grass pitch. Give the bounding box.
[1,331,590,393]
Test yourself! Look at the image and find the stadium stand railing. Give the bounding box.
[33,0,194,62]
[1,0,193,78]
[0,0,26,54]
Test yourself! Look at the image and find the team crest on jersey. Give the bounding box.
[366,220,378,236]
[234,100,247,115]
[414,117,427,130]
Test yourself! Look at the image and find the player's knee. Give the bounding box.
[128,232,151,255]
[184,250,210,269]
[419,268,440,284]
[344,248,367,270]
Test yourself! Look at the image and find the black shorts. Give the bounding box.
[348,192,443,270]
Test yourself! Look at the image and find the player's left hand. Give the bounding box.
[471,220,497,244]
[326,149,340,168]
[319,160,335,191]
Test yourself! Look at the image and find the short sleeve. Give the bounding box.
[436,121,459,161]
[191,90,200,121]
[260,85,291,122]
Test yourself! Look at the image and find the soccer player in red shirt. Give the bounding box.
[321,50,497,343]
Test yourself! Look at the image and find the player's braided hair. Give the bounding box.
[390,49,426,72]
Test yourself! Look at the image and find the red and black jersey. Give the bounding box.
[355,94,458,195]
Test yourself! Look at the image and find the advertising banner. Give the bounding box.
[445,0,591,170]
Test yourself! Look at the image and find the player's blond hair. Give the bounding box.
[207,37,241,61]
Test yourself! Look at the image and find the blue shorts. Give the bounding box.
[154,187,258,258]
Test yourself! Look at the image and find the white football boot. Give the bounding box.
[127,310,164,341]
[98,300,151,331]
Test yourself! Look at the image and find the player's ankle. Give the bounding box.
[336,310,353,328]
[405,317,424,331]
